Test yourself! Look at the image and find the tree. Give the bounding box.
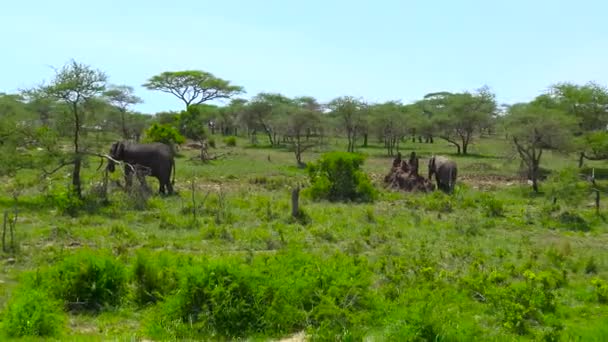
[216,98,246,136]
[104,85,143,140]
[504,102,575,192]
[429,87,497,155]
[370,101,408,156]
[285,106,322,167]
[32,60,107,198]
[0,94,41,176]
[178,104,218,160]
[142,70,244,109]
[328,96,367,152]
[540,82,608,166]
[241,93,292,146]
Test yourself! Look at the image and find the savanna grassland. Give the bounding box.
[1,133,608,341]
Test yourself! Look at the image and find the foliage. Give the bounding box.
[591,278,608,304]
[28,59,107,198]
[143,70,244,108]
[327,96,367,152]
[505,102,576,192]
[147,250,379,340]
[47,249,128,312]
[177,104,215,142]
[424,86,497,154]
[2,289,65,338]
[132,250,181,306]
[224,136,237,146]
[306,152,377,202]
[144,123,186,146]
[103,85,143,139]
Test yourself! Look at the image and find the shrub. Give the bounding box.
[545,167,591,206]
[132,250,181,306]
[224,136,237,147]
[45,187,84,217]
[591,278,608,303]
[491,270,557,335]
[480,193,505,217]
[2,289,65,338]
[48,249,127,312]
[144,123,186,147]
[305,152,377,203]
[207,137,216,148]
[153,259,265,338]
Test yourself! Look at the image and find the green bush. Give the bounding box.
[132,250,181,306]
[306,152,377,203]
[207,137,216,148]
[147,250,381,340]
[591,278,608,303]
[491,270,557,335]
[153,259,265,338]
[45,187,84,217]
[224,136,237,147]
[144,123,186,146]
[480,193,505,217]
[2,289,65,338]
[48,249,128,312]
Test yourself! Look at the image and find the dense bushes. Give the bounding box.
[48,250,128,312]
[132,250,181,306]
[147,250,381,340]
[306,151,377,203]
[224,136,237,146]
[2,289,65,338]
[1,248,381,340]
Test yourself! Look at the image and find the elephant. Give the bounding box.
[107,141,176,195]
[428,155,457,193]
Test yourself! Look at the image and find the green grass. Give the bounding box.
[0,134,607,340]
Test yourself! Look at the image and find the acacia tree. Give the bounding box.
[217,98,246,136]
[430,87,497,155]
[505,102,575,192]
[142,70,244,109]
[328,96,367,152]
[284,106,322,167]
[371,101,408,156]
[241,93,292,146]
[32,60,107,198]
[539,82,608,166]
[103,85,143,140]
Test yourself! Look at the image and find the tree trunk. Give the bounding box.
[462,143,468,155]
[72,156,82,198]
[121,110,129,140]
[531,162,539,193]
[363,133,368,147]
[579,152,585,168]
[72,102,82,198]
[291,186,300,218]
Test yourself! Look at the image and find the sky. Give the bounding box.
[2,0,607,113]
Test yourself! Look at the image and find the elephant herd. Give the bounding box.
[104,141,458,196]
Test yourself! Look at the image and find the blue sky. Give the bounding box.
[2,0,607,113]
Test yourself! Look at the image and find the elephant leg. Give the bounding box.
[124,166,133,190]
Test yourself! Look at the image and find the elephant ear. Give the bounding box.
[110,142,118,156]
[116,142,126,159]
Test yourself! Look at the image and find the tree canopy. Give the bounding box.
[143,70,244,108]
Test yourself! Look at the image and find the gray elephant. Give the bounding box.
[107,141,176,195]
[428,155,457,193]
